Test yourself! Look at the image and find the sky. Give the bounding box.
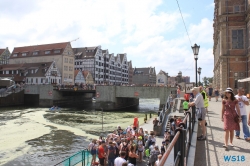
[0,0,214,82]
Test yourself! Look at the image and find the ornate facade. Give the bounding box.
[213,0,250,92]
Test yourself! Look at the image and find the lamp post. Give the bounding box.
[101,107,103,132]
[234,72,238,89]
[191,43,200,87]
[197,67,201,86]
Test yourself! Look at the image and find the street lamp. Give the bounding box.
[191,43,200,87]
[197,67,202,86]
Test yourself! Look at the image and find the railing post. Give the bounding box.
[174,128,186,166]
[191,106,196,132]
[82,150,84,166]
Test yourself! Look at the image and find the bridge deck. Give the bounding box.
[195,98,250,166]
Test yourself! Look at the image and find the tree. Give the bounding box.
[202,77,213,86]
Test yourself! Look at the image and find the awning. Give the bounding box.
[238,77,250,82]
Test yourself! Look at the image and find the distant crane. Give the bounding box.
[69,38,79,42]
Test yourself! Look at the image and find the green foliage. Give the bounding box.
[202,77,213,86]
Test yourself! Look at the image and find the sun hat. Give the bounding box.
[224,88,234,96]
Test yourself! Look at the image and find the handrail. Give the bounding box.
[159,131,180,166]
[54,149,90,166]
[159,106,196,166]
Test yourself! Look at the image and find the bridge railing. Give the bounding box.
[54,149,91,166]
[159,106,196,166]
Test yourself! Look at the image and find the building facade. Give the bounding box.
[128,61,133,85]
[156,70,168,85]
[74,46,129,85]
[74,70,86,84]
[0,47,11,65]
[0,61,61,84]
[132,67,156,85]
[9,42,74,85]
[213,0,249,91]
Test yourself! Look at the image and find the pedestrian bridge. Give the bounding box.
[95,86,176,110]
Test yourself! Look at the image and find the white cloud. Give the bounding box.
[0,0,214,81]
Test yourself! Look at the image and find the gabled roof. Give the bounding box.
[82,70,90,78]
[73,46,98,59]
[118,54,125,63]
[0,49,5,55]
[10,42,70,58]
[24,62,53,77]
[74,70,80,79]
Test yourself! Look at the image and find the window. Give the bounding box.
[64,66,68,71]
[54,50,60,53]
[234,6,240,13]
[232,30,243,49]
[45,51,51,54]
[33,52,38,55]
[22,53,27,56]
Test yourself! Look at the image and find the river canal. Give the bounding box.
[0,98,160,166]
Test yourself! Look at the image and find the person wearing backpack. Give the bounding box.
[120,139,129,160]
[148,145,160,166]
[107,141,116,166]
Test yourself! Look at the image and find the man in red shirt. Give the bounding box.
[98,140,106,166]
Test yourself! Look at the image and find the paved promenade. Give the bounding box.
[194,98,250,166]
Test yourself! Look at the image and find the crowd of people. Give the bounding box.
[88,124,172,166]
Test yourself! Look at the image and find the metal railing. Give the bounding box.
[54,149,91,166]
[159,106,196,166]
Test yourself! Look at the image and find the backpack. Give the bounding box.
[121,143,128,154]
[108,146,116,159]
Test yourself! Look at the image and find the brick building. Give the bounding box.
[213,0,250,92]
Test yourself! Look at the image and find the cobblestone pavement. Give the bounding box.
[194,98,250,166]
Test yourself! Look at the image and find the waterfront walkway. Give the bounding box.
[194,98,250,166]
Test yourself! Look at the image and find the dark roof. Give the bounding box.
[10,42,70,59]
[0,62,53,77]
[0,49,5,55]
[73,47,98,59]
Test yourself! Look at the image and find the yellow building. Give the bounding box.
[9,42,75,84]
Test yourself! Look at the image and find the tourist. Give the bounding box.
[177,87,180,98]
[98,140,106,166]
[114,151,126,166]
[234,87,250,141]
[248,111,250,126]
[128,145,138,166]
[137,136,144,162]
[188,87,206,140]
[149,145,160,166]
[214,87,220,102]
[120,138,129,160]
[208,85,213,101]
[200,86,208,126]
[221,88,241,148]
[88,139,98,164]
[160,142,165,155]
[153,118,159,127]
[107,141,116,166]
[169,118,176,136]
[154,154,162,166]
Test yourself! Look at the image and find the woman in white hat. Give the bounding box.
[221,88,241,148]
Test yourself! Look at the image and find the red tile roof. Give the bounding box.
[0,49,5,55]
[10,42,70,58]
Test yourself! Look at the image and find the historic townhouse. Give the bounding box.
[132,67,156,85]
[128,61,133,85]
[213,0,250,91]
[0,61,61,84]
[9,42,74,84]
[156,70,169,85]
[0,47,11,65]
[74,46,129,85]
